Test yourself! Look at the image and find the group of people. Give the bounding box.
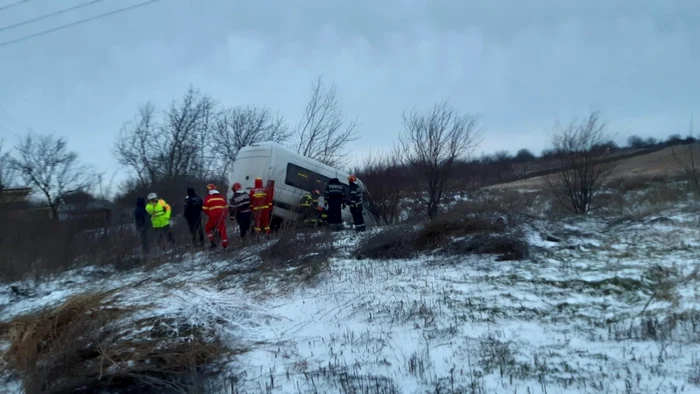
[297,175,365,232]
[133,174,365,253]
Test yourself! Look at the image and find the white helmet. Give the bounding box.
[147,192,158,201]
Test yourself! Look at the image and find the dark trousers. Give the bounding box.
[137,226,149,253]
[187,218,205,246]
[155,225,174,245]
[350,205,365,232]
[326,201,343,224]
[236,211,252,238]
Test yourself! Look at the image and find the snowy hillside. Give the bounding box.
[1,206,699,393]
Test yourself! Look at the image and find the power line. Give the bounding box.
[0,0,32,12]
[0,0,108,33]
[0,104,30,131]
[0,103,30,138]
[0,0,165,48]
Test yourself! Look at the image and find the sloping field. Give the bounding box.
[1,205,700,393]
[492,144,700,190]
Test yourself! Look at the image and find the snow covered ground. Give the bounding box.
[1,206,699,393]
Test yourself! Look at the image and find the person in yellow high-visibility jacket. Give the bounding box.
[145,192,174,245]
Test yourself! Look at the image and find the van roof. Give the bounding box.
[239,141,368,189]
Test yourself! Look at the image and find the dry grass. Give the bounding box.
[356,203,526,261]
[0,215,198,283]
[354,225,420,260]
[444,233,529,261]
[257,228,336,285]
[0,288,234,394]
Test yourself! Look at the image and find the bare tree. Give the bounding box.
[11,132,97,219]
[212,105,290,173]
[492,150,513,180]
[354,152,406,224]
[514,148,536,176]
[114,87,219,187]
[294,75,359,167]
[544,111,617,214]
[0,139,15,189]
[398,101,483,219]
[671,115,699,192]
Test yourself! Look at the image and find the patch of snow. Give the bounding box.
[2,205,700,393]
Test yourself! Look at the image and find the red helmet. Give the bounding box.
[232,182,241,191]
[348,175,357,183]
[206,183,216,190]
[312,189,320,195]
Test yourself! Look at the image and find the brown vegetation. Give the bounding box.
[355,202,527,261]
[257,228,336,285]
[0,289,233,394]
[353,153,406,224]
[397,100,483,219]
[544,111,618,214]
[0,209,199,282]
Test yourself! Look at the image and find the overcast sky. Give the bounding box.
[0,0,698,184]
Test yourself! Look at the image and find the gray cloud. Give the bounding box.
[0,0,698,181]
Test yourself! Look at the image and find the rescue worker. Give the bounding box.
[324,178,346,229]
[312,190,325,225]
[183,187,205,246]
[318,190,329,225]
[298,191,319,226]
[229,182,252,239]
[202,184,228,249]
[347,175,365,232]
[249,177,271,235]
[145,192,174,245]
[133,197,149,253]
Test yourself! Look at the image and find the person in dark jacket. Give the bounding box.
[184,187,205,246]
[229,182,252,239]
[324,178,346,228]
[134,197,149,253]
[346,175,365,232]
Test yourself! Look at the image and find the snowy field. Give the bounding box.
[1,205,699,393]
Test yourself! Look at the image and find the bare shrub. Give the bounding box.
[0,290,233,394]
[294,75,359,167]
[445,233,529,261]
[419,211,507,248]
[0,214,192,283]
[356,203,521,260]
[10,132,98,220]
[398,100,483,219]
[354,152,407,225]
[0,219,76,282]
[544,111,618,214]
[672,142,700,193]
[355,225,419,260]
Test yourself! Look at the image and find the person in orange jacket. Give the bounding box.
[202,183,229,249]
[249,178,271,235]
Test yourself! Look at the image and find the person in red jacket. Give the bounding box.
[202,183,228,249]
[249,178,270,236]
